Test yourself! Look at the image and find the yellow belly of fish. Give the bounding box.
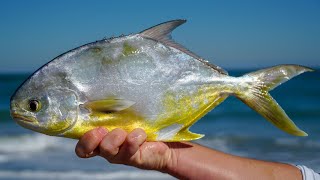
[62,86,228,141]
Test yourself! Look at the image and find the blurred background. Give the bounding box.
[0,0,319,179]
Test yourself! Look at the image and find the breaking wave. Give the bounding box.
[275,138,320,148]
[0,133,76,164]
[0,133,75,154]
[0,170,174,180]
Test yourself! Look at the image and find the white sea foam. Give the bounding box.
[274,138,300,147]
[0,133,76,154]
[197,138,230,152]
[0,170,174,180]
[275,138,320,148]
[196,137,249,157]
[0,155,8,163]
[0,133,77,164]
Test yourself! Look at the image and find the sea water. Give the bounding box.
[0,69,319,180]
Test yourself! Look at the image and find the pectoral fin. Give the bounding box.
[84,99,135,113]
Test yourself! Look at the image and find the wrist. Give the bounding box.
[161,145,179,174]
[160,142,192,178]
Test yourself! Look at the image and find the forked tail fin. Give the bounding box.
[236,65,314,136]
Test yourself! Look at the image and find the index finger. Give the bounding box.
[75,127,108,158]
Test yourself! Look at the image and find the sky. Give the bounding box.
[0,0,319,72]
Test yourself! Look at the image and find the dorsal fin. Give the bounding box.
[139,20,228,75]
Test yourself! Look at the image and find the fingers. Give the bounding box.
[76,127,148,166]
[75,127,108,158]
[99,128,127,161]
[98,128,147,165]
[117,128,147,161]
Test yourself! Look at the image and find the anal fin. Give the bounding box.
[156,123,204,142]
[170,130,204,142]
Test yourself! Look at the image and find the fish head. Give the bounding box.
[10,76,79,136]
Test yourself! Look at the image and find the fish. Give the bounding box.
[10,20,313,142]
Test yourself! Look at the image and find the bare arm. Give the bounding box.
[75,128,302,180]
[164,142,301,180]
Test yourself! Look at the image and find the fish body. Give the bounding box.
[10,20,312,141]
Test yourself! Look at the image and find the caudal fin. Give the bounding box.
[236,65,313,136]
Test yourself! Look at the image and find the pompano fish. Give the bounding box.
[10,20,313,141]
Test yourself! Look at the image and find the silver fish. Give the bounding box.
[10,20,313,141]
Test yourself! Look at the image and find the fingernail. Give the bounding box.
[85,151,92,157]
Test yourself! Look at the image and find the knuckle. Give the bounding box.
[112,134,123,145]
[83,128,95,137]
[85,129,100,140]
[99,143,111,153]
[98,128,128,157]
[77,128,106,155]
[110,129,127,145]
[100,142,118,156]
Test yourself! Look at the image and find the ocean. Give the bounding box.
[0,69,319,180]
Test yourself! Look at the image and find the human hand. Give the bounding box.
[75,128,304,180]
[75,127,187,171]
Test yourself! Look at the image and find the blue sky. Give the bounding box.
[0,0,319,72]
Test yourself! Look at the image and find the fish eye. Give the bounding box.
[28,99,41,112]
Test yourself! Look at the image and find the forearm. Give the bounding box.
[75,128,303,180]
[164,142,302,180]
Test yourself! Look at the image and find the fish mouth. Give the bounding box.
[11,113,37,123]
